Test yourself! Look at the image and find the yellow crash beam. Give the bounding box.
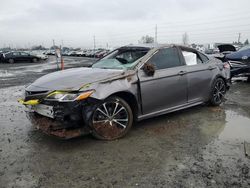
[18,99,39,105]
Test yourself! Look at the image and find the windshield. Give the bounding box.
[92,48,149,70]
[239,45,250,51]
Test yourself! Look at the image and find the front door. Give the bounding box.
[138,47,188,115]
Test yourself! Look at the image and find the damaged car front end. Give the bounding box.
[19,46,148,139]
[19,89,97,139]
[214,44,250,80]
[19,44,230,140]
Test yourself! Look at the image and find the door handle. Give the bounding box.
[208,66,216,70]
[178,71,187,76]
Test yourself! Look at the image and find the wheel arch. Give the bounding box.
[109,91,139,121]
[210,73,227,88]
[214,74,227,86]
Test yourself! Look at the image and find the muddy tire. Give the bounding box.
[32,58,38,63]
[209,78,226,106]
[8,59,14,64]
[90,97,133,140]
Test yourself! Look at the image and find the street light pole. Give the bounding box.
[93,35,96,58]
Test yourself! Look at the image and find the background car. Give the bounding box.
[29,51,49,60]
[1,51,41,63]
[213,44,250,80]
[95,50,110,58]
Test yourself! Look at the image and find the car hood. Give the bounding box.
[226,48,250,61]
[26,67,125,91]
[217,44,236,53]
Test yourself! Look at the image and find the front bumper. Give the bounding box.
[229,60,250,77]
[27,112,91,139]
[22,98,100,139]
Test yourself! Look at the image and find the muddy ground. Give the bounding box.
[0,57,250,188]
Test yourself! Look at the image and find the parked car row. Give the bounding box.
[0,51,48,63]
[61,49,110,58]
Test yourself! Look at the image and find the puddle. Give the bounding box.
[219,110,250,142]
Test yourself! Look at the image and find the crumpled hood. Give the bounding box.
[26,67,125,91]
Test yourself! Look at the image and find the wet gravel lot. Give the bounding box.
[0,57,250,187]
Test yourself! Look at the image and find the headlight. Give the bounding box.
[242,56,248,60]
[45,90,94,102]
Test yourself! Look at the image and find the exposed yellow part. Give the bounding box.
[76,91,94,101]
[18,99,39,105]
[46,91,66,98]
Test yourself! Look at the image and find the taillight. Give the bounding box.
[223,62,230,69]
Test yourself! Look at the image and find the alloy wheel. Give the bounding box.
[213,79,226,104]
[92,99,131,140]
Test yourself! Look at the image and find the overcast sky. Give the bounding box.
[1,0,250,48]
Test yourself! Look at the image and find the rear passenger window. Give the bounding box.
[13,52,20,56]
[182,51,203,66]
[20,52,28,56]
[147,47,182,70]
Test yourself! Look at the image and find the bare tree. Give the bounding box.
[182,32,189,46]
[139,35,154,44]
[244,39,249,45]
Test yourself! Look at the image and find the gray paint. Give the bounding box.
[25,45,230,121]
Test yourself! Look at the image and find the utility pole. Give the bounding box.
[53,39,59,69]
[93,35,96,50]
[155,24,158,44]
[93,35,96,58]
[238,33,241,44]
[52,39,55,48]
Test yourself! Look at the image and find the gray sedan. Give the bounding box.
[19,44,230,140]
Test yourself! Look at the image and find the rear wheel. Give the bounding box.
[91,97,133,140]
[209,78,226,106]
[8,59,14,64]
[32,58,38,63]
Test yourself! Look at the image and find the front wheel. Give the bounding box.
[209,78,226,106]
[90,97,133,140]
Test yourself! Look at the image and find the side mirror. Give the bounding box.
[142,63,155,76]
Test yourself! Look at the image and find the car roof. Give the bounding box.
[120,44,197,52]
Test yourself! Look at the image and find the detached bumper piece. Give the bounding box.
[27,112,91,139]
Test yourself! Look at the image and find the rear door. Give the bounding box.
[138,47,188,115]
[180,48,215,103]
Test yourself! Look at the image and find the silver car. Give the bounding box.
[19,44,230,140]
